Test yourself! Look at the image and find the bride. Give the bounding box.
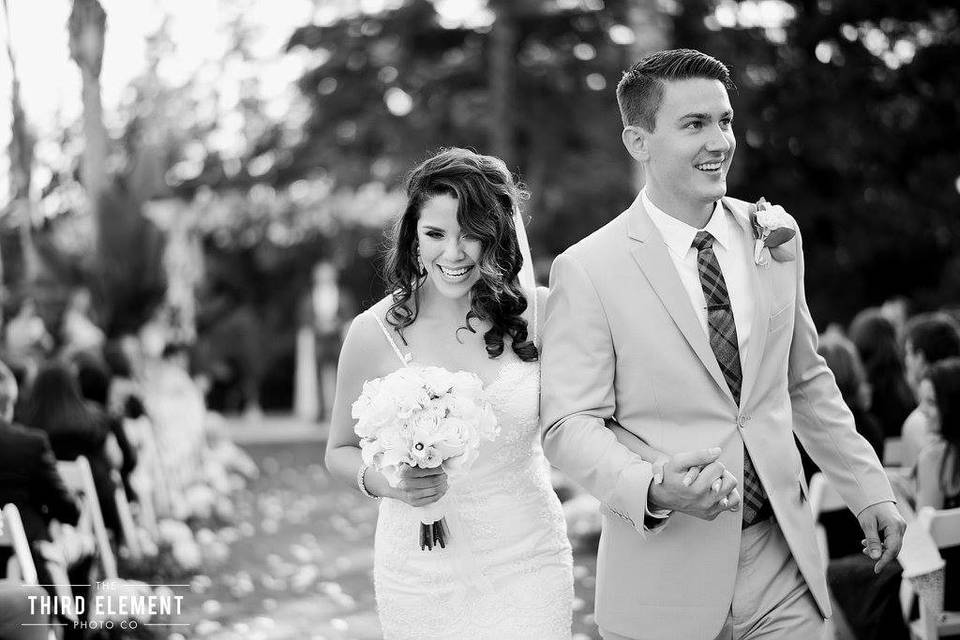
[325,148,574,639]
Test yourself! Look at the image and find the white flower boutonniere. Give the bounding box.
[751,198,796,266]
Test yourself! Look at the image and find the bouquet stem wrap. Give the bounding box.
[418,498,448,550]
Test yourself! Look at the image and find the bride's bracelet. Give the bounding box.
[357,463,380,500]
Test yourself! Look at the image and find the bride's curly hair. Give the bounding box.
[383,148,537,362]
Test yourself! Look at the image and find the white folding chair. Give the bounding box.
[125,415,178,524]
[910,507,960,640]
[111,470,143,561]
[123,417,162,539]
[884,437,905,468]
[0,505,62,638]
[55,456,119,580]
[0,503,39,584]
[808,472,847,568]
[103,433,143,561]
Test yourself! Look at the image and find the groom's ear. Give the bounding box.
[621,125,650,163]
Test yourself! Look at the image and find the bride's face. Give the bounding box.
[416,193,483,300]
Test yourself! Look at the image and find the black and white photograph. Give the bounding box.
[0,0,958,639]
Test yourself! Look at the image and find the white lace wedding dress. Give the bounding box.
[369,301,574,640]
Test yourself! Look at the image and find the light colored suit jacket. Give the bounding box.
[540,194,895,640]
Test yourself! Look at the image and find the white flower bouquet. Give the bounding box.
[352,366,499,550]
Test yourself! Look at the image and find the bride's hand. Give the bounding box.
[391,464,449,507]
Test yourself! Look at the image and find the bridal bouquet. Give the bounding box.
[352,366,499,550]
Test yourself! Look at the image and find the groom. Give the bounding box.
[540,49,905,639]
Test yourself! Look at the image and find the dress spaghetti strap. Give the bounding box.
[531,287,539,346]
[371,312,411,366]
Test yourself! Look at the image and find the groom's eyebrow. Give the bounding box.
[679,110,734,121]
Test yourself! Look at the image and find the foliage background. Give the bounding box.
[2,0,958,408]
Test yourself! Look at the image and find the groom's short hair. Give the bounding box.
[617,48,733,131]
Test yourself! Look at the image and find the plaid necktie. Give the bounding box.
[692,230,771,528]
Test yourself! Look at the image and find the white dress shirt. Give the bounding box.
[642,189,754,353]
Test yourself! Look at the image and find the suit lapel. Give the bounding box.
[625,196,736,406]
[723,198,771,407]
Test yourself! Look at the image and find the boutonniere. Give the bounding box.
[751,198,796,266]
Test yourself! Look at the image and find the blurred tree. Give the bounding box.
[280,0,957,322]
[1,0,41,300]
[284,0,647,261]
[487,0,521,168]
[68,0,107,241]
[60,0,167,335]
[624,0,673,189]
[678,0,960,322]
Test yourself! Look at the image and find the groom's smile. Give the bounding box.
[695,157,725,173]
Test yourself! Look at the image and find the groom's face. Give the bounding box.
[640,78,735,210]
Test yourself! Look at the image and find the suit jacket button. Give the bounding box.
[738,416,747,427]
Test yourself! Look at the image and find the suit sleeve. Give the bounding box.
[33,432,81,526]
[786,225,895,515]
[540,252,659,535]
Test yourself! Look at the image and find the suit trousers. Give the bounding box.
[600,518,824,640]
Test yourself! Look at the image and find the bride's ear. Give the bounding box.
[621,126,649,163]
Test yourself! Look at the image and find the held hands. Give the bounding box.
[857,501,906,574]
[648,448,742,521]
[391,464,449,507]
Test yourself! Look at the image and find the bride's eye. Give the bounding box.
[425,231,444,239]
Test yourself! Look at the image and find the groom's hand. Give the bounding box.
[857,501,906,574]
[648,448,741,520]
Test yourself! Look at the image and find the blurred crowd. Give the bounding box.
[0,292,258,640]
[794,300,960,639]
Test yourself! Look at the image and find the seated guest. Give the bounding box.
[850,308,915,439]
[73,352,138,500]
[802,331,884,557]
[19,363,122,538]
[914,357,960,615]
[0,582,50,640]
[915,357,960,509]
[0,360,90,632]
[0,361,80,562]
[103,339,146,420]
[820,329,910,640]
[901,313,960,470]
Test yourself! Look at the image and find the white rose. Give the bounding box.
[353,391,398,437]
[754,203,791,234]
[434,416,476,453]
[419,366,455,397]
[448,370,484,397]
[445,394,479,419]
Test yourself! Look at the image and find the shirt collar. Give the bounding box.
[641,189,729,257]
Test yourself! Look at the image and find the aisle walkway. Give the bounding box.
[169,415,600,640]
